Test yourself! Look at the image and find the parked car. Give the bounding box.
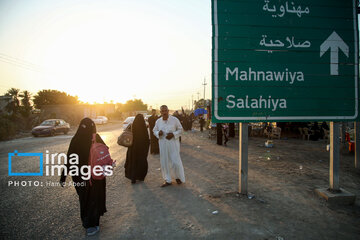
[32,119,70,137]
[122,116,135,130]
[144,115,151,128]
[144,115,152,121]
[92,116,108,125]
[123,115,150,130]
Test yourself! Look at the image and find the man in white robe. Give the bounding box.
[153,105,185,187]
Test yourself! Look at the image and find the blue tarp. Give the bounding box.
[194,108,207,116]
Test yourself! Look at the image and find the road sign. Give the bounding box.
[212,0,359,122]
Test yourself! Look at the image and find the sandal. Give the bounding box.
[161,182,172,187]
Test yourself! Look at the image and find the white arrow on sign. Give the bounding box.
[320,31,349,76]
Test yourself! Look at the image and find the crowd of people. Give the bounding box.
[59,104,247,236]
[59,105,189,236]
[172,108,195,131]
[59,104,332,237]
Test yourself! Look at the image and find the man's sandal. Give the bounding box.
[161,182,172,187]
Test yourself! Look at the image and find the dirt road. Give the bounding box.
[0,124,359,239]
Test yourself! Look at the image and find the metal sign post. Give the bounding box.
[211,0,358,203]
[239,123,248,194]
[329,122,340,191]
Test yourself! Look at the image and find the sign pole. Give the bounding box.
[329,122,340,191]
[239,122,248,195]
[316,121,355,204]
[355,122,359,168]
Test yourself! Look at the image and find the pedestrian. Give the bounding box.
[310,122,321,141]
[199,115,205,132]
[229,123,235,137]
[148,109,160,154]
[172,110,182,143]
[59,118,107,236]
[216,123,223,145]
[153,105,185,187]
[320,121,329,139]
[124,114,150,183]
[223,123,229,146]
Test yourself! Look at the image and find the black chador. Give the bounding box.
[60,118,107,229]
[229,123,235,137]
[148,113,160,154]
[217,123,223,145]
[125,114,150,183]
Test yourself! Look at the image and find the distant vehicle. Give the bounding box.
[144,115,152,121]
[144,115,152,128]
[32,119,70,137]
[123,116,135,130]
[92,116,108,125]
[123,115,150,130]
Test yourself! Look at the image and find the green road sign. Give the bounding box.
[212,0,359,122]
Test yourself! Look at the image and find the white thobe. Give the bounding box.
[153,115,185,183]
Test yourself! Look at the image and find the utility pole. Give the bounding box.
[191,95,193,110]
[202,78,207,100]
[197,92,200,101]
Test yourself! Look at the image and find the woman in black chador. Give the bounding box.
[148,109,160,154]
[125,114,150,183]
[60,118,107,236]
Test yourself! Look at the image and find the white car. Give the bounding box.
[123,116,135,130]
[92,116,108,125]
[123,116,150,130]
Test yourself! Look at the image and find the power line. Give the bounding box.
[0,53,43,72]
[0,53,42,69]
[0,58,42,72]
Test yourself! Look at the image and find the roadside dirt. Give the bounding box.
[103,130,360,239]
[1,127,359,239]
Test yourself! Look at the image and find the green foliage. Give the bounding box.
[117,99,148,112]
[4,88,20,114]
[0,114,17,140]
[194,99,206,109]
[19,90,33,117]
[194,99,211,110]
[33,89,79,109]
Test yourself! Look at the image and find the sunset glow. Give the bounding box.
[0,0,212,109]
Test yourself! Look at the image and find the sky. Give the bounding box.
[0,0,212,110]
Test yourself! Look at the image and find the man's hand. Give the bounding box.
[159,130,164,136]
[166,133,174,140]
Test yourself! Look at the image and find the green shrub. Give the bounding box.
[0,115,17,140]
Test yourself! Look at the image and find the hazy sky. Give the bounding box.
[0,0,212,110]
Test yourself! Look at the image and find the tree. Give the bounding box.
[19,90,33,117]
[117,99,148,112]
[4,88,20,114]
[33,89,79,109]
[194,98,206,109]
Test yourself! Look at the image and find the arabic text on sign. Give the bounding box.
[263,0,310,18]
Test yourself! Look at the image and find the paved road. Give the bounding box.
[1,123,359,240]
[0,122,126,239]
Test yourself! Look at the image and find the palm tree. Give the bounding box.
[5,88,20,114]
[20,90,32,117]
